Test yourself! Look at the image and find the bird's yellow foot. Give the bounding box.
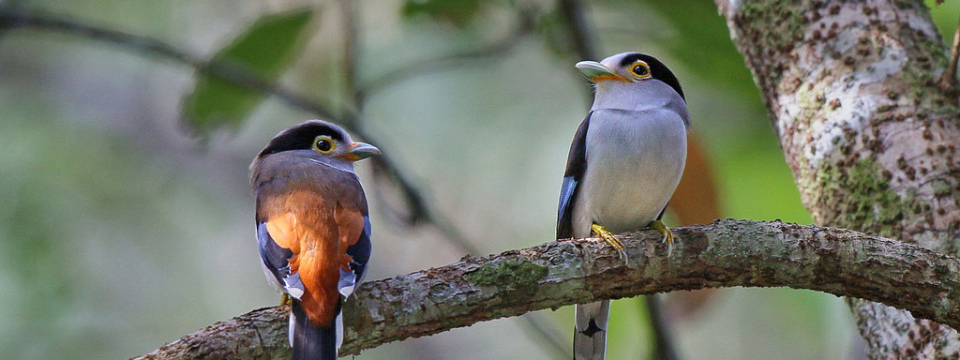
[280,293,291,306]
[649,220,675,255]
[591,223,628,261]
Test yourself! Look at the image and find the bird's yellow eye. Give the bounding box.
[630,61,651,79]
[312,135,337,154]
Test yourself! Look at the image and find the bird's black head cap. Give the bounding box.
[620,53,685,100]
[257,120,347,158]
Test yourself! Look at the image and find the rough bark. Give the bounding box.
[715,0,960,357]
[133,219,960,360]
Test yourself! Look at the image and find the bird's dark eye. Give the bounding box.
[312,136,337,154]
[630,62,651,78]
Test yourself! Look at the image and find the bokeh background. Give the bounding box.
[2,0,957,359]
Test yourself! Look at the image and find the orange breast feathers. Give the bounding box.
[261,190,366,327]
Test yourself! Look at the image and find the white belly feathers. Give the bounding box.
[571,108,687,238]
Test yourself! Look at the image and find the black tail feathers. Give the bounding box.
[291,301,339,360]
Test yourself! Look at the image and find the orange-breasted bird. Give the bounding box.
[250,120,379,360]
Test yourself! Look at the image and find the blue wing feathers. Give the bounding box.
[557,176,578,239]
[340,216,372,297]
[257,222,292,286]
[348,217,372,273]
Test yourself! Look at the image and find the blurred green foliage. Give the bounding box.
[643,0,760,101]
[927,0,960,36]
[184,9,315,136]
[402,0,488,28]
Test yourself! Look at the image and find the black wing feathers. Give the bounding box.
[557,113,591,239]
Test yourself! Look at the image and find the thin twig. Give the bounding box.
[556,0,597,60]
[340,0,363,114]
[0,8,347,122]
[556,0,598,104]
[356,9,534,99]
[944,13,960,89]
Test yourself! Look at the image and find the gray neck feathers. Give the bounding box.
[592,80,690,128]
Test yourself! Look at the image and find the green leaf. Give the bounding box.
[183,9,315,137]
[402,0,485,28]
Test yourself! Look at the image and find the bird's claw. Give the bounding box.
[280,293,291,306]
[591,223,628,263]
[649,220,675,256]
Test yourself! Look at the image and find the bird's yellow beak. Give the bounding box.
[339,142,380,161]
[576,61,625,82]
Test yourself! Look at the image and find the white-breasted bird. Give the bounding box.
[557,52,689,360]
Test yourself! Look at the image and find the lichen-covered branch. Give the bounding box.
[132,219,960,360]
[715,0,960,357]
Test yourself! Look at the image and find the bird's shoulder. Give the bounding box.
[255,152,360,188]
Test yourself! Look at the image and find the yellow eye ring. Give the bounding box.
[312,135,337,154]
[630,61,651,79]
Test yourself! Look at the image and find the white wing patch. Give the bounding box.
[338,268,357,298]
[284,272,304,299]
[335,312,344,349]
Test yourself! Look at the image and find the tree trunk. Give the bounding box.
[716,0,960,357]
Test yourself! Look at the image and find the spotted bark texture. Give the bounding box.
[715,0,960,357]
[133,220,960,360]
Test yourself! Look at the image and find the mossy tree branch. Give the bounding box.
[133,219,960,360]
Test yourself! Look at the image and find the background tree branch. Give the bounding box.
[0,5,513,255]
[133,219,960,359]
[0,8,346,122]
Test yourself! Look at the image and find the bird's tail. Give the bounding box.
[574,300,610,360]
[290,300,339,360]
